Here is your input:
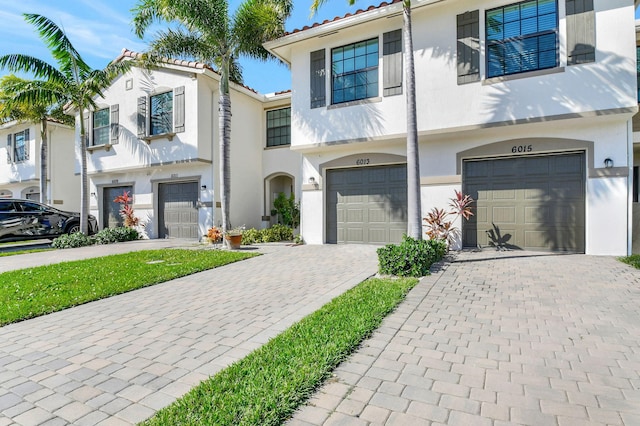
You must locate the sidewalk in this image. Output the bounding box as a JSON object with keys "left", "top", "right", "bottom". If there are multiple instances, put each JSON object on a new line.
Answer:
{"left": 0, "top": 244, "right": 379, "bottom": 425}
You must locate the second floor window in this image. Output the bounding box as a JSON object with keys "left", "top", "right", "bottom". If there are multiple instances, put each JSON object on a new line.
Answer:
{"left": 332, "top": 38, "right": 379, "bottom": 104}
{"left": 92, "top": 108, "right": 110, "bottom": 146}
{"left": 486, "top": 0, "right": 558, "bottom": 78}
{"left": 150, "top": 91, "right": 173, "bottom": 136}
{"left": 6, "top": 129, "right": 29, "bottom": 163}
{"left": 266, "top": 107, "right": 291, "bottom": 147}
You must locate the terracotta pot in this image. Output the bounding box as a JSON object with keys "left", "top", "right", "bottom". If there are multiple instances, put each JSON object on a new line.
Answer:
{"left": 225, "top": 234, "right": 242, "bottom": 249}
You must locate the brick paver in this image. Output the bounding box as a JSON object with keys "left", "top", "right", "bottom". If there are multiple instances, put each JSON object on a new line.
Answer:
{"left": 288, "top": 251, "right": 640, "bottom": 425}
{"left": 0, "top": 243, "right": 378, "bottom": 424}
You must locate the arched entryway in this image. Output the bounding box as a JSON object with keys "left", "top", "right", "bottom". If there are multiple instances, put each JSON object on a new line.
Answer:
{"left": 21, "top": 186, "right": 40, "bottom": 201}
{"left": 264, "top": 173, "right": 294, "bottom": 226}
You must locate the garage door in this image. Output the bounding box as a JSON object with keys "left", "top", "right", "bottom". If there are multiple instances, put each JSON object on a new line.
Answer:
{"left": 327, "top": 164, "right": 407, "bottom": 244}
{"left": 103, "top": 186, "right": 132, "bottom": 229}
{"left": 463, "top": 152, "right": 585, "bottom": 252}
{"left": 158, "top": 181, "right": 199, "bottom": 239}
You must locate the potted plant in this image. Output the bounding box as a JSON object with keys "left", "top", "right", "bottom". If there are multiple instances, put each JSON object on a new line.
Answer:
{"left": 224, "top": 225, "right": 245, "bottom": 249}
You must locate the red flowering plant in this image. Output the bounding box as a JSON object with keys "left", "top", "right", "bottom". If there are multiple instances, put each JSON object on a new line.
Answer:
{"left": 423, "top": 190, "right": 474, "bottom": 247}
{"left": 206, "top": 226, "right": 223, "bottom": 243}
{"left": 113, "top": 191, "right": 140, "bottom": 228}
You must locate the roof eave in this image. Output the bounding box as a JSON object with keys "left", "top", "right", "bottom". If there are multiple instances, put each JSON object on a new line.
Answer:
{"left": 264, "top": 0, "right": 447, "bottom": 62}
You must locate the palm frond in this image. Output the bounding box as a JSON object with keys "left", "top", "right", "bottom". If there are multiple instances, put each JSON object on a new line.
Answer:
{"left": 24, "top": 14, "right": 92, "bottom": 81}
{"left": 0, "top": 54, "right": 67, "bottom": 84}
{"left": 149, "top": 28, "right": 218, "bottom": 63}
{"left": 232, "top": 0, "right": 291, "bottom": 61}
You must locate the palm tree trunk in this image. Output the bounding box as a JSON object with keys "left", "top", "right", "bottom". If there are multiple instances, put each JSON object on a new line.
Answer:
{"left": 39, "top": 118, "right": 48, "bottom": 204}
{"left": 219, "top": 59, "right": 232, "bottom": 246}
{"left": 403, "top": 0, "right": 422, "bottom": 239}
{"left": 79, "top": 110, "right": 89, "bottom": 234}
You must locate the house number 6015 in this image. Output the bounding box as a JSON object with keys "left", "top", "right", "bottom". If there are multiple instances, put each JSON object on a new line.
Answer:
{"left": 512, "top": 145, "right": 533, "bottom": 153}
{"left": 356, "top": 158, "right": 370, "bottom": 165}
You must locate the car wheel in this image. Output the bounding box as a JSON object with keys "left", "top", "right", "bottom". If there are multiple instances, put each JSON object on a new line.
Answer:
{"left": 66, "top": 223, "right": 80, "bottom": 234}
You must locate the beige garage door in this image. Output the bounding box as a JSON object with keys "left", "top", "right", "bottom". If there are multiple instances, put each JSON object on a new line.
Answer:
{"left": 158, "top": 181, "right": 199, "bottom": 239}
{"left": 463, "top": 153, "right": 585, "bottom": 252}
{"left": 326, "top": 164, "right": 407, "bottom": 244}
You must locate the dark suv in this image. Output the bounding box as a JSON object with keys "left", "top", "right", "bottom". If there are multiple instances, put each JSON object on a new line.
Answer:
{"left": 0, "top": 199, "right": 98, "bottom": 241}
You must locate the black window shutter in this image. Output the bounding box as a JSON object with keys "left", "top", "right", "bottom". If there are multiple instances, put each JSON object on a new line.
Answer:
{"left": 24, "top": 128, "right": 29, "bottom": 160}
{"left": 137, "top": 96, "right": 147, "bottom": 138}
{"left": 383, "top": 29, "right": 403, "bottom": 96}
{"left": 174, "top": 86, "right": 185, "bottom": 133}
{"left": 567, "top": 0, "right": 595, "bottom": 65}
{"left": 456, "top": 10, "right": 480, "bottom": 84}
{"left": 310, "top": 49, "right": 326, "bottom": 109}
{"left": 110, "top": 104, "right": 119, "bottom": 144}
{"left": 6, "top": 134, "right": 11, "bottom": 164}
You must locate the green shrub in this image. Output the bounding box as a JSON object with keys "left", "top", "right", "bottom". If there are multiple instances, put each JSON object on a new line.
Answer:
{"left": 377, "top": 236, "right": 447, "bottom": 277}
{"left": 94, "top": 227, "right": 140, "bottom": 244}
{"left": 241, "top": 228, "right": 262, "bottom": 245}
{"left": 240, "top": 225, "right": 295, "bottom": 245}
{"left": 52, "top": 232, "right": 94, "bottom": 249}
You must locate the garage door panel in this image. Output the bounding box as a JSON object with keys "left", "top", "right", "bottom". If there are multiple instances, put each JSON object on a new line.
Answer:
{"left": 369, "top": 208, "right": 387, "bottom": 223}
{"left": 369, "top": 228, "right": 388, "bottom": 243}
{"left": 463, "top": 153, "right": 585, "bottom": 252}
{"left": 327, "top": 164, "right": 407, "bottom": 244}
{"left": 492, "top": 188, "right": 517, "bottom": 200}
{"left": 492, "top": 206, "right": 516, "bottom": 223}
{"left": 159, "top": 181, "right": 198, "bottom": 239}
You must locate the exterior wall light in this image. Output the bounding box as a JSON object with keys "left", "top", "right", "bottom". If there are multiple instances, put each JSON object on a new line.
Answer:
{"left": 201, "top": 185, "right": 207, "bottom": 190}
{"left": 604, "top": 158, "right": 614, "bottom": 168}
{"left": 308, "top": 177, "right": 316, "bottom": 184}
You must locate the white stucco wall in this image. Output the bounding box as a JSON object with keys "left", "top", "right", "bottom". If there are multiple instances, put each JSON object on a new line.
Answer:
{"left": 0, "top": 121, "right": 78, "bottom": 209}
{"left": 283, "top": 0, "right": 636, "bottom": 148}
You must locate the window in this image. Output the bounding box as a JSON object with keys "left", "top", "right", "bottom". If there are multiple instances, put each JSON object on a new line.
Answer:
{"left": 332, "top": 38, "right": 379, "bottom": 104}
{"left": 92, "top": 108, "right": 110, "bottom": 146}
{"left": 266, "top": 107, "right": 291, "bottom": 147}
{"left": 634, "top": 166, "right": 639, "bottom": 203}
{"left": 150, "top": 91, "right": 173, "bottom": 136}
{"left": 6, "top": 129, "right": 29, "bottom": 163}
{"left": 486, "top": 0, "right": 558, "bottom": 78}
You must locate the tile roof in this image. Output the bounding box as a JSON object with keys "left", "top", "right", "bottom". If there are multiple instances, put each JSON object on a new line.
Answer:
{"left": 286, "top": 0, "right": 402, "bottom": 35}
{"left": 115, "top": 49, "right": 259, "bottom": 95}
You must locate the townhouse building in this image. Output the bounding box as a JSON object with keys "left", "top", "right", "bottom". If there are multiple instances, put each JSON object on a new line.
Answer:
{"left": 265, "top": 0, "right": 638, "bottom": 255}
{"left": 0, "top": 119, "right": 78, "bottom": 208}
{"left": 73, "top": 49, "right": 299, "bottom": 239}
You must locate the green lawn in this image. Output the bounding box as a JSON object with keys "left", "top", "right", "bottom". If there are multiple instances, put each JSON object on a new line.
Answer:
{"left": 0, "top": 249, "right": 256, "bottom": 326}
{"left": 142, "top": 276, "right": 419, "bottom": 426}
{"left": 620, "top": 255, "right": 640, "bottom": 269}
{"left": 0, "top": 248, "right": 54, "bottom": 257}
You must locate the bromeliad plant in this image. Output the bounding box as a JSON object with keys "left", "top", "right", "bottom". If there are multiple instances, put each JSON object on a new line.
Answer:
{"left": 113, "top": 191, "right": 140, "bottom": 228}
{"left": 423, "top": 190, "right": 474, "bottom": 247}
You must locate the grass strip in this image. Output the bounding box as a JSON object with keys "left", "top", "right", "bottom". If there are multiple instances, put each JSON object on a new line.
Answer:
{"left": 619, "top": 255, "right": 640, "bottom": 269}
{"left": 142, "top": 276, "right": 419, "bottom": 426}
{"left": 0, "top": 248, "right": 54, "bottom": 257}
{"left": 0, "top": 249, "right": 256, "bottom": 326}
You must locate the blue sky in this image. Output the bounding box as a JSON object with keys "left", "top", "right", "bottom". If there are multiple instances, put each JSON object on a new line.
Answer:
{"left": 0, "top": 0, "right": 370, "bottom": 94}
{"left": 2, "top": 2, "right": 640, "bottom": 94}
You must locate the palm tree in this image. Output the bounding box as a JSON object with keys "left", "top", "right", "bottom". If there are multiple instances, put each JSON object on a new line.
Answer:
{"left": 132, "top": 0, "right": 292, "bottom": 240}
{"left": 0, "top": 75, "right": 73, "bottom": 205}
{"left": 311, "top": 0, "right": 423, "bottom": 239}
{"left": 0, "top": 14, "right": 132, "bottom": 234}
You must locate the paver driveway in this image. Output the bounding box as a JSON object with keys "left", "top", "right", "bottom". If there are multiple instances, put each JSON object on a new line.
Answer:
{"left": 0, "top": 244, "right": 378, "bottom": 425}
{"left": 289, "top": 251, "right": 640, "bottom": 426}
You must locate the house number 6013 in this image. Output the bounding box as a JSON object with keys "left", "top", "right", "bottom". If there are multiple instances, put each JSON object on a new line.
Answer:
{"left": 512, "top": 145, "right": 533, "bottom": 153}
{"left": 356, "top": 158, "right": 370, "bottom": 165}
